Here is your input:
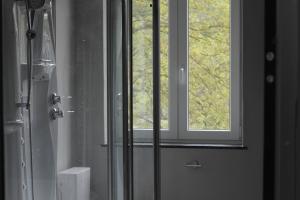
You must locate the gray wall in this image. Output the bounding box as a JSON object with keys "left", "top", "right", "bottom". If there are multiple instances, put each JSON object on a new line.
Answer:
{"left": 276, "top": 1, "right": 299, "bottom": 200}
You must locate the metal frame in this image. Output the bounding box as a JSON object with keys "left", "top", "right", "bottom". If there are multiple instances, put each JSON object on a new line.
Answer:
{"left": 122, "top": 0, "right": 136, "bottom": 199}
{"left": 105, "top": 0, "right": 114, "bottom": 199}
{"left": 128, "top": 0, "right": 134, "bottom": 199}
{"left": 121, "top": 0, "right": 130, "bottom": 199}
{"left": 153, "top": 0, "right": 161, "bottom": 199}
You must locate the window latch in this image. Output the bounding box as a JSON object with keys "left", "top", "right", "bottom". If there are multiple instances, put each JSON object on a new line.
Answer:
{"left": 179, "top": 66, "right": 185, "bottom": 84}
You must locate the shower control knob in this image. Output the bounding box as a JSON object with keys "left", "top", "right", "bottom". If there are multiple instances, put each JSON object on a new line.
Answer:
{"left": 50, "top": 93, "right": 61, "bottom": 105}
{"left": 50, "top": 108, "right": 64, "bottom": 120}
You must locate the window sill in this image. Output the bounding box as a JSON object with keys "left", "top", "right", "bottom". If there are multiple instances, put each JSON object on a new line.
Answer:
{"left": 101, "top": 143, "right": 248, "bottom": 150}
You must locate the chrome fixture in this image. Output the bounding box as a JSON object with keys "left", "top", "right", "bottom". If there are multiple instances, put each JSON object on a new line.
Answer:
{"left": 50, "top": 93, "right": 61, "bottom": 105}
{"left": 50, "top": 107, "right": 64, "bottom": 120}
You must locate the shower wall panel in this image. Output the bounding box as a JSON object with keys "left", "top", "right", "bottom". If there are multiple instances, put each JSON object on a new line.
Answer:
{"left": 73, "top": 0, "right": 107, "bottom": 199}
{"left": 56, "top": 0, "right": 77, "bottom": 172}
{"left": 56, "top": 0, "right": 107, "bottom": 199}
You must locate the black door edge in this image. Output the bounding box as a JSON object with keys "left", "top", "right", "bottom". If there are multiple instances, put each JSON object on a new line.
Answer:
{"left": 264, "top": 0, "right": 277, "bottom": 199}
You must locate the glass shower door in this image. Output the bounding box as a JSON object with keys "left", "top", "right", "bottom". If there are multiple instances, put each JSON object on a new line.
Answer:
{"left": 110, "top": 0, "right": 161, "bottom": 200}
{"left": 108, "top": 0, "right": 159, "bottom": 200}
{"left": 2, "top": 0, "right": 160, "bottom": 199}
{"left": 107, "top": 0, "right": 130, "bottom": 200}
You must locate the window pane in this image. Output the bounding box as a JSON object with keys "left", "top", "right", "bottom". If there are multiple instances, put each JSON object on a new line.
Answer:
{"left": 160, "top": 0, "right": 169, "bottom": 129}
{"left": 188, "top": 0, "right": 231, "bottom": 130}
{"left": 132, "top": 0, "right": 169, "bottom": 129}
{"left": 133, "top": 0, "right": 153, "bottom": 129}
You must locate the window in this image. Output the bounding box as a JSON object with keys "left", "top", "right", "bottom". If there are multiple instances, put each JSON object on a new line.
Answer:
{"left": 132, "top": 0, "right": 241, "bottom": 142}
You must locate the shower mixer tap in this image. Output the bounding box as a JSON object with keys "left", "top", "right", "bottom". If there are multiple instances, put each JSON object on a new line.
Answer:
{"left": 50, "top": 93, "right": 61, "bottom": 105}
{"left": 50, "top": 107, "right": 64, "bottom": 120}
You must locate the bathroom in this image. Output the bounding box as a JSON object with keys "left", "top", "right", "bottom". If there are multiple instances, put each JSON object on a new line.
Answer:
{"left": 1, "top": 0, "right": 299, "bottom": 200}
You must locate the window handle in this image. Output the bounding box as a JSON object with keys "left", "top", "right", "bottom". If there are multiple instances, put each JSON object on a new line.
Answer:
{"left": 184, "top": 160, "right": 203, "bottom": 169}
{"left": 179, "top": 66, "right": 185, "bottom": 84}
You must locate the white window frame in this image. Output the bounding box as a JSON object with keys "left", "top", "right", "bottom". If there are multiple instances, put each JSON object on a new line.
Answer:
{"left": 178, "top": 0, "right": 242, "bottom": 141}
{"left": 133, "top": 0, "right": 242, "bottom": 143}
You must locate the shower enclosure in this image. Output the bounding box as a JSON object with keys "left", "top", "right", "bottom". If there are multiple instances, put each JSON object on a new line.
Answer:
{"left": 2, "top": 0, "right": 157, "bottom": 199}
{"left": 1, "top": 0, "right": 267, "bottom": 200}
{"left": 3, "top": 0, "right": 109, "bottom": 199}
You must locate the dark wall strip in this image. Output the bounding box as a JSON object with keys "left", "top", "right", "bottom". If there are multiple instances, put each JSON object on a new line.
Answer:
{"left": 0, "top": 0, "right": 4, "bottom": 198}
{"left": 264, "top": 0, "right": 277, "bottom": 199}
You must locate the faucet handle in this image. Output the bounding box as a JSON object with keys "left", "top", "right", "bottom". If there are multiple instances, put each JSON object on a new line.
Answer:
{"left": 50, "top": 93, "right": 61, "bottom": 105}
{"left": 50, "top": 107, "right": 64, "bottom": 120}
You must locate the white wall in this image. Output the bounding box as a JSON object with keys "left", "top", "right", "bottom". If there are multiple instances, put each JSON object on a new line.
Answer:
{"left": 56, "top": 0, "right": 77, "bottom": 171}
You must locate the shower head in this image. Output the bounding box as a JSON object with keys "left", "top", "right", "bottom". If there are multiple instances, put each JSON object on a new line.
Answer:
{"left": 27, "top": 0, "right": 45, "bottom": 9}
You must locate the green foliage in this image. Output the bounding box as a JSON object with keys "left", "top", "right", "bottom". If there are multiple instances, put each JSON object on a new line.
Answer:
{"left": 132, "top": 0, "right": 230, "bottom": 130}
{"left": 188, "top": 0, "right": 230, "bottom": 130}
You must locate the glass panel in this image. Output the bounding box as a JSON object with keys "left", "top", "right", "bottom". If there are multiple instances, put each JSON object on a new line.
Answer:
{"left": 132, "top": 0, "right": 169, "bottom": 130}
{"left": 110, "top": 0, "right": 125, "bottom": 199}
{"left": 132, "top": 0, "right": 155, "bottom": 199}
{"left": 188, "top": 0, "right": 231, "bottom": 130}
